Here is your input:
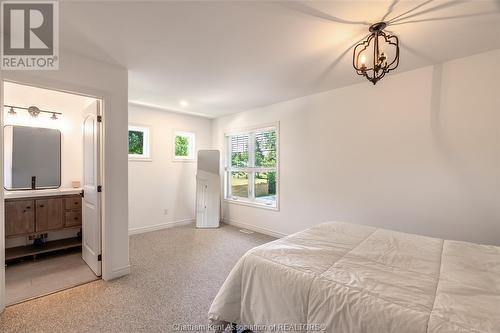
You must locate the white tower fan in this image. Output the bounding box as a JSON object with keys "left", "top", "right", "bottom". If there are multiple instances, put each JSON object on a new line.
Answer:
{"left": 196, "top": 150, "right": 221, "bottom": 228}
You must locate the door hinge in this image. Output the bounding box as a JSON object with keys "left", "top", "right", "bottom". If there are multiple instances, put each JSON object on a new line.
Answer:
{"left": 97, "top": 185, "right": 102, "bottom": 192}
{"left": 80, "top": 190, "right": 84, "bottom": 198}
{"left": 97, "top": 254, "right": 102, "bottom": 261}
{"left": 97, "top": 115, "right": 102, "bottom": 122}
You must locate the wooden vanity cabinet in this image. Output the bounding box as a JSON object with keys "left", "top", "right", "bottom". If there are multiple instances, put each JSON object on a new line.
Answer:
{"left": 5, "top": 194, "right": 82, "bottom": 238}
{"left": 64, "top": 195, "right": 82, "bottom": 227}
{"left": 64, "top": 196, "right": 81, "bottom": 211}
{"left": 5, "top": 200, "right": 35, "bottom": 237}
{"left": 36, "top": 198, "right": 63, "bottom": 232}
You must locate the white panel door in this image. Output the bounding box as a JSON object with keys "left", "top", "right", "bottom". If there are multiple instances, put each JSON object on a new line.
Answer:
{"left": 82, "top": 100, "right": 101, "bottom": 276}
{"left": 196, "top": 179, "right": 208, "bottom": 228}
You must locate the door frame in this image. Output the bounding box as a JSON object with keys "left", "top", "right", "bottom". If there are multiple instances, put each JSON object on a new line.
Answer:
{"left": 0, "top": 78, "right": 106, "bottom": 310}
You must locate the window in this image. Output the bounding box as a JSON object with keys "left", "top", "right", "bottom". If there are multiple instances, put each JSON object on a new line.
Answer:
{"left": 225, "top": 125, "right": 279, "bottom": 209}
{"left": 174, "top": 131, "right": 195, "bottom": 161}
{"left": 128, "top": 125, "right": 151, "bottom": 160}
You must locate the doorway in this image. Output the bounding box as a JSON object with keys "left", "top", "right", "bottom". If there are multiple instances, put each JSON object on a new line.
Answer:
{"left": 2, "top": 81, "right": 103, "bottom": 305}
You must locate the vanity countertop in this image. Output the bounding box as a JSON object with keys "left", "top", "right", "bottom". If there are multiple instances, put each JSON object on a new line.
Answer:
{"left": 4, "top": 188, "right": 82, "bottom": 199}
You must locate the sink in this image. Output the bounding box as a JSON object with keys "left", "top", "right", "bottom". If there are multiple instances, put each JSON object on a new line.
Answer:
{"left": 4, "top": 188, "right": 82, "bottom": 199}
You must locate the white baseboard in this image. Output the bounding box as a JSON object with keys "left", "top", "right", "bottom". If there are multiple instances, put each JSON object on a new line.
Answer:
{"left": 128, "top": 219, "right": 195, "bottom": 235}
{"left": 104, "top": 265, "right": 131, "bottom": 281}
{"left": 222, "top": 218, "right": 287, "bottom": 238}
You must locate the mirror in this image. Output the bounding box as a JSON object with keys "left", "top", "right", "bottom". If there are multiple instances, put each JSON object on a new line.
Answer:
{"left": 197, "top": 150, "right": 220, "bottom": 175}
{"left": 4, "top": 125, "right": 61, "bottom": 190}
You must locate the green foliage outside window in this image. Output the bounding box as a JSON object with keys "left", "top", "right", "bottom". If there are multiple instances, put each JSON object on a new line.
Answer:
{"left": 228, "top": 129, "right": 277, "bottom": 202}
{"left": 255, "top": 131, "right": 277, "bottom": 167}
{"left": 231, "top": 151, "right": 248, "bottom": 167}
{"left": 175, "top": 135, "right": 189, "bottom": 156}
{"left": 129, "top": 130, "right": 144, "bottom": 154}
{"left": 255, "top": 131, "right": 277, "bottom": 194}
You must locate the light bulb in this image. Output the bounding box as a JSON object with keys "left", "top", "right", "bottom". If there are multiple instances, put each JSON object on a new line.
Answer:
{"left": 359, "top": 54, "right": 367, "bottom": 71}
{"left": 28, "top": 106, "right": 40, "bottom": 118}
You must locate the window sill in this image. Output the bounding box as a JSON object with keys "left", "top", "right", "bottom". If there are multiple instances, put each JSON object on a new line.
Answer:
{"left": 129, "top": 157, "right": 152, "bottom": 162}
{"left": 173, "top": 158, "right": 196, "bottom": 163}
{"left": 224, "top": 198, "right": 279, "bottom": 211}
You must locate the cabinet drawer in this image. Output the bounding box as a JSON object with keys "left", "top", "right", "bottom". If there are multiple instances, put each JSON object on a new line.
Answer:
{"left": 64, "top": 196, "right": 81, "bottom": 211}
{"left": 65, "top": 211, "right": 82, "bottom": 227}
{"left": 5, "top": 200, "right": 35, "bottom": 237}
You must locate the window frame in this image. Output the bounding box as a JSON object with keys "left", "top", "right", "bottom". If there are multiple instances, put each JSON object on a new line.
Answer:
{"left": 128, "top": 125, "right": 151, "bottom": 161}
{"left": 224, "top": 122, "right": 280, "bottom": 211}
{"left": 173, "top": 130, "right": 196, "bottom": 162}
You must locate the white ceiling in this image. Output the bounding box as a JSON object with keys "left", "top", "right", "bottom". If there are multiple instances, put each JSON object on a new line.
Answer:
{"left": 60, "top": 1, "right": 500, "bottom": 118}
{"left": 4, "top": 82, "right": 96, "bottom": 114}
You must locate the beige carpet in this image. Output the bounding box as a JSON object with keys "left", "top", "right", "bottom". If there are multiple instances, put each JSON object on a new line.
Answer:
{"left": 0, "top": 223, "right": 275, "bottom": 332}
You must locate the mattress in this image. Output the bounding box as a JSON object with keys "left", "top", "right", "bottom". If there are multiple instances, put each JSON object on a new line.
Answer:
{"left": 208, "top": 222, "right": 500, "bottom": 333}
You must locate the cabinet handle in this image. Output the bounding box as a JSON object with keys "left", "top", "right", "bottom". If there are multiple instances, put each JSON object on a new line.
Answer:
{"left": 39, "top": 205, "right": 44, "bottom": 208}
{"left": 74, "top": 202, "right": 78, "bottom": 205}
{"left": 74, "top": 217, "right": 78, "bottom": 220}
{"left": 26, "top": 206, "right": 31, "bottom": 209}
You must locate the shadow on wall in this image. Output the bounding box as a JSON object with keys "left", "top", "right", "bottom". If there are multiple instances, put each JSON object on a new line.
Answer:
{"left": 282, "top": 0, "right": 500, "bottom": 85}
{"left": 428, "top": 63, "right": 478, "bottom": 198}
{"left": 429, "top": 63, "right": 447, "bottom": 158}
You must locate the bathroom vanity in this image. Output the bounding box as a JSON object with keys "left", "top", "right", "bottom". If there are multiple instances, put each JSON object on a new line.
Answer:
{"left": 4, "top": 189, "right": 83, "bottom": 260}
{"left": 3, "top": 126, "right": 85, "bottom": 260}
{"left": 5, "top": 188, "right": 82, "bottom": 237}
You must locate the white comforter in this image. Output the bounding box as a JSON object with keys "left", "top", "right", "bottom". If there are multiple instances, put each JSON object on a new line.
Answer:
{"left": 208, "top": 222, "right": 500, "bottom": 333}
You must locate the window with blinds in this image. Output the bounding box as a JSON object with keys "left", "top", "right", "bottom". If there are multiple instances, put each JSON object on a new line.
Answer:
{"left": 225, "top": 125, "right": 279, "bottom": 209}
{"left": 230, "top": 134, "right": 249, "bottom": 167}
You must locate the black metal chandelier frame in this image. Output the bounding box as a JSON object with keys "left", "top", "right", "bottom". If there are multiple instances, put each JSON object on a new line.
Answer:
{"left": 353, "top": 22, "right": 400, "bottom": 85}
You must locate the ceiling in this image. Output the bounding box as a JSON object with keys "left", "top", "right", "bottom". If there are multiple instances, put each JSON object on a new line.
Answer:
{"left": 60, "top": 1, "right": 500, "bottom": 118}
{"left": 3, "top": 82, "right": 96, "bottom": 130}
{"left": 4, "top": 82, "right": 96, "bottom": 112}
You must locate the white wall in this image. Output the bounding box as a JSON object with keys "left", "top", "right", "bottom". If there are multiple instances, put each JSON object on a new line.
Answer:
{"left": 128, "top": 104, "right": 212, "bottom": 234}
{"left": 0, "top": 48, "right": 130, "bottom": 311}
{"left": 212, "top": 49, "right": 500, "bottom": 246}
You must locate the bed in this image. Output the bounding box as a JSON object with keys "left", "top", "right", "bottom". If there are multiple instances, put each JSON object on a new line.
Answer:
{"left": 208, "top": 222, "right": 500, "bottom": 333}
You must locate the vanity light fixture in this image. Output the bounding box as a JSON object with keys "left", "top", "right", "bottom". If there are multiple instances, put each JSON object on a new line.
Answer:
{"left": 28, "top": 106, "right": 41, "bottom": 118}
{"left": 3, "top": 104, "right": 62, "bottom": 120}
{"left": 353, "top": 22, "right": 400, "bottom": 84}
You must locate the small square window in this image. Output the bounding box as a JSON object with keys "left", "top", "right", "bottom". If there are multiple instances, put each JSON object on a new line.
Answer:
{"left": 174, "top": 131, "right": 195, "bottom": 161}
{"left": 128, "top": 125, "right": 151, "bottom": 160}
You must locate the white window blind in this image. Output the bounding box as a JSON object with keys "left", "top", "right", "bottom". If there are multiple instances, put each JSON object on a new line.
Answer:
{"left": 230, "top": 134, "right": 249, "bottom": 167}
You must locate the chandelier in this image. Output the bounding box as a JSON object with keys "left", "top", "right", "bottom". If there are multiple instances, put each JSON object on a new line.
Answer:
{"left": 353, "top": 22, "right": 400, "bottom": 84}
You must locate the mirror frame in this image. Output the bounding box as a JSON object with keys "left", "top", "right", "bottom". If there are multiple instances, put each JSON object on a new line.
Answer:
{"left": 3, "top": 125, "right": 62, "bottom": 191}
